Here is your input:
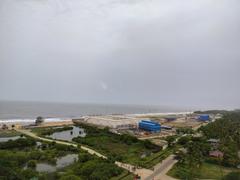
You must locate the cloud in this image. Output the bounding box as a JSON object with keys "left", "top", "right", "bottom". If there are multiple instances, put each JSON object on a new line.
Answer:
{"left": 100, "top": 81, "right": 108, "bottom": 91}
{"left": 0, "top": 0, "right": 240, "bottom": 109}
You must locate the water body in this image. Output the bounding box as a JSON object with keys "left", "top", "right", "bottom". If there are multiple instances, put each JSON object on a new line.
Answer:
{"left": 47, "top": 126, "right": 85, "bottom": 141}
{"left": 36, "top": 154, "right": 79, "bottom": 173}
{"left": 0, "top": 101, "right": 191, "bottom": 120}
{"left": 0, "top": 136, "right": 21, "bottom": 142}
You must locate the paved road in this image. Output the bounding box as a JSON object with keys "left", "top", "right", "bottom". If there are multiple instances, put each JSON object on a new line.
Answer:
{"left": 145, "top": 155, "right": 178, "bottom": 180}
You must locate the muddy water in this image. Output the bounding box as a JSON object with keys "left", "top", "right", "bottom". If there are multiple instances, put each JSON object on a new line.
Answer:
{"left": 47, "top": 126, "right": 86, "bottom": 141}
{"left": 0, "top": 136, "right": 22, "bottom": 142}
{"left": 36, "top": 154, "right": 79, "bottom": 173}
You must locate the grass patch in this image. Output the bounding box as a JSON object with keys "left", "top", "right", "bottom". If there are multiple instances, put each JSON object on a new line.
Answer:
{"left": 168, "top": 162, "right": 240, "bottom": 180}
{"left": 110, "top": 170, "right": 134, "bottom": 180}
{"left": 0, "top": 130, "right": 21, "bottom": 137}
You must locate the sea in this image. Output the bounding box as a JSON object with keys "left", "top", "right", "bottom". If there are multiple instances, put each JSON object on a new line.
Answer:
{"left": 0, "top": 101, "right": 192, "bottom": 124}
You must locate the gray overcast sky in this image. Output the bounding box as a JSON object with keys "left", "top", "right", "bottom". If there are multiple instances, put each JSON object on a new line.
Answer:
{"left": 0, "top": 0, "right": 240, "bottom": 109}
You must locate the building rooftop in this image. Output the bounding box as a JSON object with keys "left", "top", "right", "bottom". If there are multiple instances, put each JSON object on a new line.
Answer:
{"left": 209, "top": 150, "right": 224, "bottom": 158}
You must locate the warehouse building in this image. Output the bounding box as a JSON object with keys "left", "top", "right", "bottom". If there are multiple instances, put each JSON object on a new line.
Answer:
{"left": 138, "top": 120, "right": 161, "bottom": 133}
{"left": 198, "top": 114, "right": 210, "bottom": 121}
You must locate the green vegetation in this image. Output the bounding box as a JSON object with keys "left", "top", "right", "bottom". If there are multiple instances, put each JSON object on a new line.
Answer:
{"left": 168, "top": 162, "right": 238, "bottom": 180}
{"left": 223, "top": 172, "right": 240, "bottom": 180}
{"left": 0, "top": 137, "right": 36, "bottom": 149}
{"left": 35, "top": 116, "right": 44, "bottom": 125}
{"left": 73, "top": 123, "right": 162, "bottom": 167}
{"left": 200, "top": 111, "right": 240, "bottom": 167}
{"left": 165, "top": 135, "right": 178, "bottom": 146}
{"left": 0, "top": 130, "right": 21, "bottom": 137}
{"left": 0, "top": 135, "right": 125, "bottom": 180}
{"left": 168, "top": 111, "right": 240, "bottom": 179}
{"left": 110, "top": 170, "right": 135, "bottom": 180}
{"left": 143, "top": 147, "right": 175, "bottom": 168}
{"left": 194, "top": 110, "right": 229, "bottom": 115}
{"left": 60, "top": 152, "right": 123, "bottom": 180}
{"left": 176, "top": 127, "right": 194, "bottom": 135}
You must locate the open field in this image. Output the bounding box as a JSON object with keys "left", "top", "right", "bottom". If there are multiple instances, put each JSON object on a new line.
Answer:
{"left": 168, "top": 162, "right": 240, "bottom": 180}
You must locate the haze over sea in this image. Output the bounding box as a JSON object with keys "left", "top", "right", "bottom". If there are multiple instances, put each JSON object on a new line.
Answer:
{"left": 0, "top": 101, "right": 192, "bottom": 121}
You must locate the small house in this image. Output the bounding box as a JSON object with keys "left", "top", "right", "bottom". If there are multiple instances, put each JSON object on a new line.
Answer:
{"left": 209, "top": 150, "right": 224, "bottom": 158}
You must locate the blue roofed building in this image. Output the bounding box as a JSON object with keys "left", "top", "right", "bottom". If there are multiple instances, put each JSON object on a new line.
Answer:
{"left": 198, "top": 114, "right": 210, "bottom": 121}
{"left": 138, "top": 120, "right": 161, "bottom": 133}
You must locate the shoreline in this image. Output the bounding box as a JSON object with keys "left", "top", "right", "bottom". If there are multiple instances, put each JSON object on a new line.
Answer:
{"left": 0, "top": 111, "right": 193, "bottom": 125}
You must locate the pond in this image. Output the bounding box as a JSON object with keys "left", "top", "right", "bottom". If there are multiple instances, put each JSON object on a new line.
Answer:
{"left": 35, "top": 154, "right": 79, "bottom": 173}
{"left": 0, "top": 136, "right": 22, "bottom": 142}
{"left": 47, "top": 126, "right": 86, "bottom": 141}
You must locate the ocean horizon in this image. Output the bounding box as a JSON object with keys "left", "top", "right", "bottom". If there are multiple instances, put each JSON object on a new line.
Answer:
{"left": 0, "top": 101, "right": 193, "bottom": 121}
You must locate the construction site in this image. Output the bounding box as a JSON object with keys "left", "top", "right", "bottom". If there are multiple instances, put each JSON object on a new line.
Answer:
{"left": 72, "top": 112, "right": 209, "bottom": 140}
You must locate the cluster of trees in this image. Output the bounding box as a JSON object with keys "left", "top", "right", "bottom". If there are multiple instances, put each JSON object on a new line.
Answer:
{"left": 69, "top": 153, "right": 123, "bottom": 180}
{"left": 223, "top": 172, "right": 240, "bottom": 180}
{"left": 194, "top": 110, "right": 228, "bottom": 115}
{"left": 0, "top": 136, "right": 81, "bottom": 180}
{"left": 0, "top": 130, "right": 126, "bottom": 180}
{"left": 176, "top": 127, "right": 194, "bottom": 135}
{"left": 0, "top": 137, "right": 36, "bottom": 149}
{"left": 75, "top": 123, "right": 104, "bottom": 136}
{"left": 174, "top": 137, "right": 211, "bottom": 179}
{"left": 171, "top": 111, "right": 240, "bottom": 179}
{"left": 0, "top": 150, "right": 36, "bottom": 179}
{"left": 35, "top": 116, "right": 44, "bottom": 125}
{"left": 200, "top": 111, "right": 240, "bottom": 167}
{"left": 165, "top": 135, "right": 178, "bottom": 146}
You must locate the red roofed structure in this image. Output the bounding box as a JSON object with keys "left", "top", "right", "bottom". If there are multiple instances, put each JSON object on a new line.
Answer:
{"left": 209, "top": 150, "right": 224, "bottom": 158}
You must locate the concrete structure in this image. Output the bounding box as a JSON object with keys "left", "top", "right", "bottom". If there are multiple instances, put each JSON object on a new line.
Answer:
{"left": 139, "top": 120, "right": 161, "bottom": 133}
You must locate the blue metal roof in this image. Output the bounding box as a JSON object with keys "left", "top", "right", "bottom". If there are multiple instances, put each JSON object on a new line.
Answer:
{"left": 139, "top": 120, "right": 161, "bottom": 132}
{"left": 198, "top": 114, "right": 210, "bottom": 121}
{"left": 141, "top": 120, "right": 159, "bottom": 125}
